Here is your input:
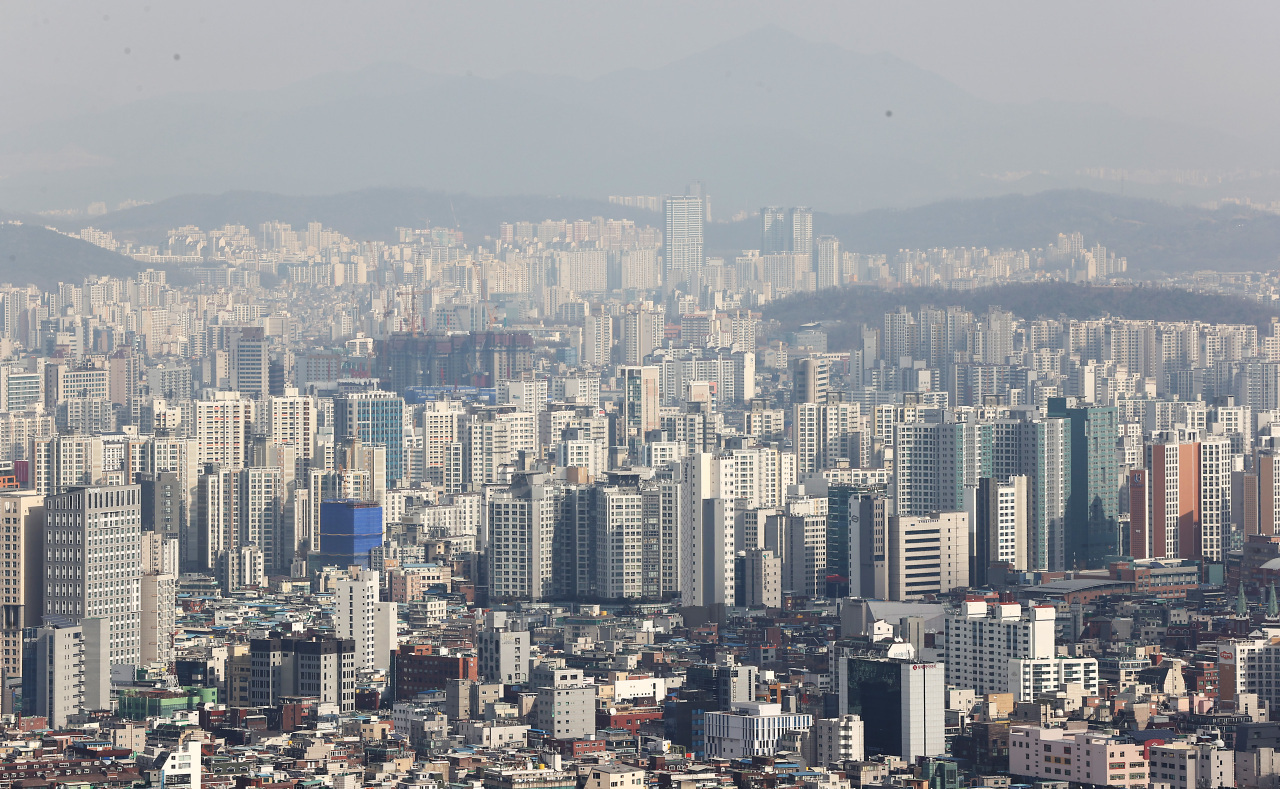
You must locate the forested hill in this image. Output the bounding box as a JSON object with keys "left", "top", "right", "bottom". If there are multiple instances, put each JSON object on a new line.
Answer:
{"left": 763, "top": 282, "right": 1278, "bottom": 351}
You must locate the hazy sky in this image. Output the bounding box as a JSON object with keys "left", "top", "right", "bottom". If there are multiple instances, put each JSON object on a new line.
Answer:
{"left": 2, "top": 1, "right": 1277, "bottom": 138}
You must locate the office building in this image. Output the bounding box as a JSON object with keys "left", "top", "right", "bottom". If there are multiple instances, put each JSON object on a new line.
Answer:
{"left": 230, "top": 326, "right": 270, "bottom": 399}
{"left": 885, "top": 512, "right": 969, "bottom": 600}
{"left": 842, "top": 489, "right": 888, "bottom": 599}
{"left": 43, "top": 485, "right": 142, "bottom": 673}
{"left": 249, "top": 633, "right": 356, "bottom": 712}
{"left": 685, "top": 654, "right": 757, "bottom": 711}
{"left": 836, "top": 653, "right": 945, "bottom": 761}
{"left": 618, "top": 366, "right": 661, "bottom": 449}
{"left": 704, "top": 702, "right": 813, "bottom": 759}
{"left": 1048, "top": 398, "right": 1119, "bottom": 569}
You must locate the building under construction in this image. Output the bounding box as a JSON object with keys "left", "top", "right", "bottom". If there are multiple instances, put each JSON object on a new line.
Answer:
{"left": 373, "top": 331, "right": 535, "bottom": 394}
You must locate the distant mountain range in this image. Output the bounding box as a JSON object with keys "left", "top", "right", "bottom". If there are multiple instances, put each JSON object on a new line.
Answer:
{"left": 65, "top": 187, "right": 1280, "bottom": 274}
{"left": 716, "top": 189, "right": 1280, "bottom": 272}
{"left": 0, "top": 27, "right": 1273, "bottom": 213}
{"left": 5, "top": 184, "right": 1280, "bottom": 290}
{"left": 65, "top": 189, "right": 655, "bottom": 247}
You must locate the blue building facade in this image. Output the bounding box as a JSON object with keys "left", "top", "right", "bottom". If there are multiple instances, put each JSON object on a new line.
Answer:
{"left": 315, "top": 500, "right": 383, "bottom": 571}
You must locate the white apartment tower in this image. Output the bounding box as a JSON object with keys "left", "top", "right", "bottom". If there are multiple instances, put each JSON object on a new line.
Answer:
{"left": 943, "top": 600, "right": 1056, "bottom": 695}
{"left": 268, "top": 391, "right": 317, "bottom": 470}
{"left": 664, "top": 195, "right": 705, "bottom": 279}
{"left": 195, "top": 392, "right": 256, "bottom": 468}
{"left": 678, "top": 453, "right": 736, "bottom": 608}
{"left": 488, "top": 474, "right": 560, "bottom": 601}
{"left": 334, "top": 569, "right": 398, "bottom": 672}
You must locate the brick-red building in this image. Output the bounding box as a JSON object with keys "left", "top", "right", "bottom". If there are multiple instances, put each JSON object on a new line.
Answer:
{"left": 596, "top": 706, "right": 663, "bottom": 734}
{"left": 390, "top": 644, "right": 478, "bottom": 700}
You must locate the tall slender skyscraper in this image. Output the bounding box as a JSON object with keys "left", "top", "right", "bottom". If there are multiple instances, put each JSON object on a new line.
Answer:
{"left": 1048, "top": 398, "right": 1119, "bottom": 569}
{"left": 791, "top": 207, "right": 814, "bottom": 256}
{"left": 664, "top": 195, "right": 705, "bottom": 281}
{"left": 762, "top": 207, "right": 789, "bottom": 254}
{"left": 815, "top": 235, "right": 842, "bottom": 289}
{"left": 761, "top": 207, "right": 814, "bottom": 255}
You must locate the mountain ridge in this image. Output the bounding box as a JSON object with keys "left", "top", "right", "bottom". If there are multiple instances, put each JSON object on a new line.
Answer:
{"left": 0, "top": 27, "right": 1268, "bottom": 213}
{"left": 61, "top": 187, "right": 1280, "bottom": 275}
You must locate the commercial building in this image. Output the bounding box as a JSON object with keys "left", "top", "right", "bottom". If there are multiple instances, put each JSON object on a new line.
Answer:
{"left": 1148, "top": 741, "right": 1233, "bottom": 789}
{"left": 1007, "top": 657, "right": 1100, "bottom": 702}
{"left": 248, "top": 634, "right": 356, "bottom": 712}
{"left": 704, "top": 702, "right": 813, "bottom": 759}
{"left": 43, "top": 485, "right": 142, "bottom": 676}
{"left": 477, "top": 624, "right": 530, "bottom": 685}
{"left": 1009, "top": 725, "right": 1147, "bottom": 788}
{"left": 836, "top": 653, "right": 945, "bottom": 761}
{"left": 533, "top": 667, "right": 597, "bottom": 740}
{"left": 885, "top": 512, "right": 969, "bottom": 600}
{"left": 391, "top": 646, "right": 477, "bottom": 701}
{"left": 736, "top": 549, "right": 781, "bottom": 608}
